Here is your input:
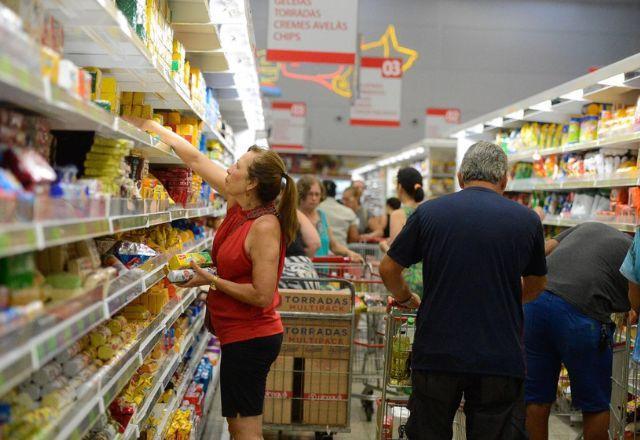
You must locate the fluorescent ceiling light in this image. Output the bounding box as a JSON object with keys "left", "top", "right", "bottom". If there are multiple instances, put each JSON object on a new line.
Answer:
{"left": 598, "top": 73, "right": 626, "bottom": 87}
{"left": 560, "top": 89, "right": 584, "bottom": 101}
{"left": 486, "top": 117, "right": 503, "bottom": 127}
{"left": 505, "top": 110, "right": 525, "bottom": 120}
{"left": 469, "top": 123, "right": 484, "bottom": 134}
{"left": 416, "top": 147, "right": 425, "bottom": 154}
{"left": 453, "top": 130, "right": 467, "bottom": 139}
{"left": 530, "top": 100, "right": 552, "bottom": 112}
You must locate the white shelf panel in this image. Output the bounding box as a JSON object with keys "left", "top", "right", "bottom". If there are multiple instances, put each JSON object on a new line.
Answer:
{"left": 0, "top": 206, "right": 217, "bottom": 259}
{"left": 542, "top": 217, "right": 636, "bottom": 233}
{"left": 506, "top": 131, "right": 640, "bottom": 163}
{"left": 506, "top": 174, "right": 639, "bottom": 192}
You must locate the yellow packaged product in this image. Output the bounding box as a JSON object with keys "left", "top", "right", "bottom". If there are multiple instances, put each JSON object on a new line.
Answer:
{"left": 101, "top": 77, "right": 118, "bottom": 95}
{"left": 142, "top": 104, "right": 153, "bottom": 119}
{"left": 168, "top": 251, "right": 212, "bottom": 270}
{"left": 90, "top": 326, "right": 112, "bottom": 347}
{"left": 121, "top": 91, "right": 133, "bottom": 105}
{"left": 133, "top": 91, "right": 145, "bottom": 105}
{"left": 132, "top": 105, "right": 143, "bottom": 118}
{"left": 121, "top": 104, "right": 132, "bottom": 117}
{"left": 40, "top": 46, "right": 60, "bottom": 85}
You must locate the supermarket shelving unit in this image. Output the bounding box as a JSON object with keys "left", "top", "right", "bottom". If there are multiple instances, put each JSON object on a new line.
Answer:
{"left": 351, "top": 139, "right": 457, "bottom": 214}
{"left": 0, "top": 0, "right": 260, "bottom": 437}
{"left": 449, "top": 51, "right": 640, "bottom": 235}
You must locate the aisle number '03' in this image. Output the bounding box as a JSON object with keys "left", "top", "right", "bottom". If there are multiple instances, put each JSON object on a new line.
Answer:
{"left": 381, "top": 59, "right": 402, "bottom": 78}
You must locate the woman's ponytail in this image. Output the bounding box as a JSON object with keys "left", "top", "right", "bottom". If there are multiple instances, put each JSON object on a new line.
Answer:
{"left": 397, "top": 167, "right": 425, "bottom": 203}
{"left": 278, "top": 173, "right": 299, "bottom": 245}
{"left": 247, "top": 146, "right": 299, "bottom": 245}
{"left": 414, "top": 183, "right": 425, "bottom": 203}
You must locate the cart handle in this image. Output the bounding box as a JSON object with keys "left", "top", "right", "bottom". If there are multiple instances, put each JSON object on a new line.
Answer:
{"left": 312, "top": 256, "right": 352, "bottom": 263}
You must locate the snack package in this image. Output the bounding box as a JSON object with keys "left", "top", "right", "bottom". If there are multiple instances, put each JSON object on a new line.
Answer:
{"left": 167, "top": 267, "right": 216, "bottom": 283}
{"left": 114, "top": 241, "right": 157, "bottom": 268}
{"left": 168, "top": 251, "right": 212, "bottom": 270}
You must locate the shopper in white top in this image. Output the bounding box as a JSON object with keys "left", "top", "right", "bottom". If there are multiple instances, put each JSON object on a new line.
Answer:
{"left": 318, "top": 180, "right": 359, "bottom": 246}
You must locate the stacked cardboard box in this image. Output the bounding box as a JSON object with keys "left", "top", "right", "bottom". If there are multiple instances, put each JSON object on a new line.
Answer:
{"left": 267, "top": 288, "right": 352, "bottom": 427}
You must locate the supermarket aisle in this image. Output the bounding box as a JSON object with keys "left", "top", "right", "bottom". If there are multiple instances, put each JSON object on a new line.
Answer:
{"left": 259, "top": 397, "right": 581, "bottom": 440}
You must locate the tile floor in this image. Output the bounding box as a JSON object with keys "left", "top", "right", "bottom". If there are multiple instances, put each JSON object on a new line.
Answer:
{"left": 206, "top": 384, "right": 582, "bottom": 439}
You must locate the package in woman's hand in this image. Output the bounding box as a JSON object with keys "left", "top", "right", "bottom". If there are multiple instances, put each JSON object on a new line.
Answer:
{"left": 168, "top": 251, "right": 212, "bottom": 270}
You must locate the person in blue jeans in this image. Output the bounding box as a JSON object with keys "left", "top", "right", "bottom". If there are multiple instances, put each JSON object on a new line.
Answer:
{"left": 525, "top": 222, "right": 632, "bottom": 440}
{"left": 621, "top": 229, "right": 640, "bottom": 323}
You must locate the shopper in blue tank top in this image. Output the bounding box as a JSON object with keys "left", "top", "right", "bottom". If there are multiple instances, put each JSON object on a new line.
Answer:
{"left": 380, "top": 141, "right": 547, "bottom": 440}
{"left": 297, "top": 175, "right": 362, "bottom": 261}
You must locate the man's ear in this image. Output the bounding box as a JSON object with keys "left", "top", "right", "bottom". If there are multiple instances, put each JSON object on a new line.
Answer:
{"left": 499, "top": 175, "right": 508, "bottom": 191}
{"left": 457, "top": 172, "right": 465, "bottom": 189}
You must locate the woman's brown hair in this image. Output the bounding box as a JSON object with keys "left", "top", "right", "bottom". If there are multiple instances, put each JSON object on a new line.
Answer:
{"left": 247, "top": 146, "right": 298, "bottom": 245}
{"left": 296, "top": 175, "right": 324, "bottom": 202}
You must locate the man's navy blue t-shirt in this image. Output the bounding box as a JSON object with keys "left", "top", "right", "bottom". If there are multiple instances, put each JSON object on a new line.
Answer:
{"left": 388, "top": 186, "right": 547, "bottom": 378}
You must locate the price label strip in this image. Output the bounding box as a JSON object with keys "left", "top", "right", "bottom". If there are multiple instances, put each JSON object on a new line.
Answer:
{"left": 112, "top": 214, "right": 149, "bottom": 233}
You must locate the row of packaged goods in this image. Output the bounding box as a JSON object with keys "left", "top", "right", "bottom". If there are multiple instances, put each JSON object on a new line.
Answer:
{"left": 0, "top": 107, "right": 227, "bottom": 223}
{"left": 0, "top": 217, "right": 210, "bottom": 337}
{"left": 2, "top": 0, "right": 232, "bottom": 137}
{"left": 507, "top": 186, "right": 640, "bottom": 224}
{"left": 1, "top": 293, "right": 221, "bottom": 439}
{"left": 510, "top": 148, "right": 638, "bottom": 181}
{"left": 496, "top": 103, "right": 640, "bottom": 153}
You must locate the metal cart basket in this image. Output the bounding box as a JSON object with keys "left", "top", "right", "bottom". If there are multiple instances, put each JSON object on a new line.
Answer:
{"left": 263, "top": 278, "right": 355, "bottom": 440}
{"left": 379, "top": 307, "right": 466, "bottom": 440}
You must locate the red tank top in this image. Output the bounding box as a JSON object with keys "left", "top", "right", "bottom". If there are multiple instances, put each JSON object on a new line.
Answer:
{"left": 207, "top": 204, "right": 285, "bottom": 345}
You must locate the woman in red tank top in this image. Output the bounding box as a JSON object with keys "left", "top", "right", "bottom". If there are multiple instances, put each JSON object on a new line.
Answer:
{"left": 124, "top": 117, "right": 298, "bottom": 440}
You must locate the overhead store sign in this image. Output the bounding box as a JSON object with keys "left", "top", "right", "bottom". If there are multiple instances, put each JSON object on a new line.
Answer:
{"left": 266, "top": 0, "right": 359, "bottom": 64}
{"left": 269, "top": 102, "right": 307, "bottom": 150}
{"left": 350, "top": 57, "right": 402, "bottom": 127}
{"left": 425, "top": 108, "right": 461, "bottom": 138}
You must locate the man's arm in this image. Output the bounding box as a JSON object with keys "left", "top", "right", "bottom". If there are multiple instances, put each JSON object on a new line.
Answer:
{"left": 347, "top": 224, "right": 360, "bottom": 243}
{"left": 629, "top": 281, "right": 640, "bottom": 312}
{"left": 522, "top": 275, "right": 547, "bottom": 304}
{"left": 379, "top": 255, "right": 420, "bottom": 309}
{"left": 545, "top": 239, "right": 559, "bottom": 256}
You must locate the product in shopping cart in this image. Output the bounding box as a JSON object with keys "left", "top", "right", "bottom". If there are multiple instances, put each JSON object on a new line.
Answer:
{"left": 389, "top": 318, "right": 414, "bottom": 386}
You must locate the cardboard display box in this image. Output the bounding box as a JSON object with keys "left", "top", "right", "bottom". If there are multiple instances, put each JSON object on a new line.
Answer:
{"left": 302, "top": 358, "right": 350, "bottom": 426}
{"left": 264, "top": 355, "right": 295, "bottom": 424}
{"left": 281, "top": 317, "right": 352, "bottom": 360}
{"left": 278, "top": 289, "right": 351, "bottom": 314}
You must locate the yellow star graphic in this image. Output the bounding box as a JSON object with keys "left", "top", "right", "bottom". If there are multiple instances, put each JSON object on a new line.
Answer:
{"left": 361, "top": 25, "right": 419, "bottom": 72}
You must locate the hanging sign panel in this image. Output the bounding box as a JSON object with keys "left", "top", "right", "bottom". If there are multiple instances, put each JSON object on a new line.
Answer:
{"left": 425, "top": 108, "right": 461, "bottom": 138}
{"left": 266, "top": 0, "right": 358, "bottom": 64}
{"left": 269, "top": 102, "right": 307, "bottom": 150}
{"left": 350, "top": 57, "right": 402, "bottom": 127}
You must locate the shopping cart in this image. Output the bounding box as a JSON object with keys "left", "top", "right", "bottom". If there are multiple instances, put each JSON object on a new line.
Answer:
{"left": 264, "top": 278, "right": 355, "bottom": 439}
{"left": 611, "top": 314, "right": 633, "bottom": 439}
{"left": 379, "top": 307, "right": 467, "bottom": 440}
{"left": 348, "top": 242, "right": 385, "bottom": 264}
{"left": 312, "top": 257, "right": 391, "bottom": 422}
